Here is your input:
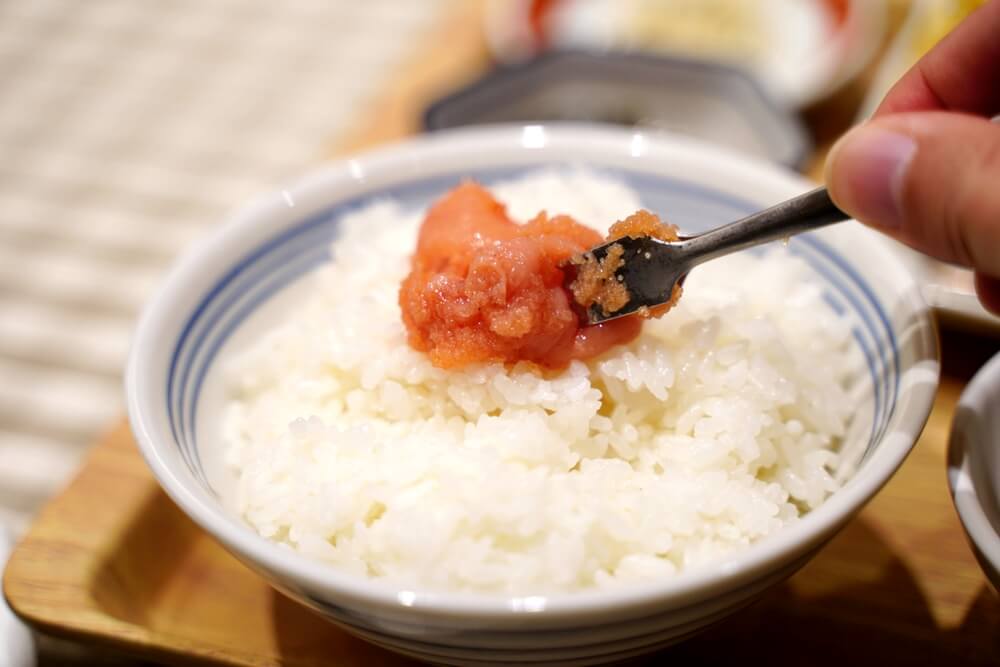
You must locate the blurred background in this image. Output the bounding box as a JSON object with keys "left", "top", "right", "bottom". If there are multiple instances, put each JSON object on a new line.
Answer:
{"left": 0, "top": 0, "right": 993, "bottom": 661}
{"left": 0, "top": 0, "right": 452, "bottom": 537}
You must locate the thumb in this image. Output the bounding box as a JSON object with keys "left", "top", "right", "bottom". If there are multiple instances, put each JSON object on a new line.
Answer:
{"left": 825, "top": 112, "right": 1000, "bottom": 281}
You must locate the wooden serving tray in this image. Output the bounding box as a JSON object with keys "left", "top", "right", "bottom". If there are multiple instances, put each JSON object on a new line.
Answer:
{"left": 5, "top": 330, "right": 999, "bottom": 666}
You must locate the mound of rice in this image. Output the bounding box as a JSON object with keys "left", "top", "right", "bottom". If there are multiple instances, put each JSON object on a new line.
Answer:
{"left": 222, "top": 171, "right": 858, "bottom": 593}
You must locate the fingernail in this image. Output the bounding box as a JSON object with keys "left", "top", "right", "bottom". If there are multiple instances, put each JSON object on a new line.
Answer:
{"left": 826, "top": 125, "right": 916, "bottom": 229}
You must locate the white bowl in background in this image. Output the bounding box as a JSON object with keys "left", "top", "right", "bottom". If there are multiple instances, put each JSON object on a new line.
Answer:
{"left": 126, "top": 124, "right": 939, "bottom": 665}
{"left": 948, "top": 352, "right": 1000, "bottom": 590}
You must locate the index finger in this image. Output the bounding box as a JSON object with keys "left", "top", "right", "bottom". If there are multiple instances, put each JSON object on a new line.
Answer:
{"left": 875, "top": 0, "right": 1000, "bottom": 117}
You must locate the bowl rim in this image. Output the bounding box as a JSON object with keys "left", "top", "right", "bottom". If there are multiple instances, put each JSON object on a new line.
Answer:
{"left": 126, "top": 123, "right": 940, "bottom": 622}
{"left": 947, "top": 351, "right": 1000, "bottom": 581}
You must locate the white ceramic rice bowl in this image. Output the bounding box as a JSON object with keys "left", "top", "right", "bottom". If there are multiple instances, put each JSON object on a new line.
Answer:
{"left": 126, "top": 125, "right": 939, "bottom": 665}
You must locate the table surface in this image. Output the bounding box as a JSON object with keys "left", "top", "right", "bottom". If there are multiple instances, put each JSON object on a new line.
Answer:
{"left": 6, "top": 0, "right": 1000, "bottom": 665}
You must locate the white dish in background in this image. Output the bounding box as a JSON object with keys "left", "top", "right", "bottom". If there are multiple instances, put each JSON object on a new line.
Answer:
{"left": 891, "top": 241, "right": 1000, "bottom": 332}
{"left": 126, "top": 125, "right": 939, "bottom": 664}
{"left": 424, "top": 51, "right": 811, "bottom": 168}
{"left": 948, "top": 351, "right": 1000, "bottom": 590}
{"left": 485, "top": 0, "right": 887, "bottom": 108}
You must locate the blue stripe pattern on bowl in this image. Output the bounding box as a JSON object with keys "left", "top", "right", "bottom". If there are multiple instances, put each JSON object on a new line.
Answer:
{"left": 166, "top": 166, "right": 899, "bottom": 490}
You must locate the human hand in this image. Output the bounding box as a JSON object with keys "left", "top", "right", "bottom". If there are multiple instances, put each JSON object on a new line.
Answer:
{"left": 825, "top": 0, "right": 1000, "bottom": 314}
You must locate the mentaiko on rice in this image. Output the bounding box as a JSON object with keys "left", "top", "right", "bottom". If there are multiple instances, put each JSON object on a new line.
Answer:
{"left": 221, "top": 171, "right": 860, "bottom": 594}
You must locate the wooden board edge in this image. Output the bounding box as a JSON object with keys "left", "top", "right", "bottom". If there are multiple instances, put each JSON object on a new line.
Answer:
{"left": 3, "top": 422, "right": 147, "bottom": 635}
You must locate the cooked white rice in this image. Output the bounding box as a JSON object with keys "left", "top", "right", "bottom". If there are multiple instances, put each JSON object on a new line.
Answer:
{"left": 222, "top": 170, "right": 859, "bottom": 594}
